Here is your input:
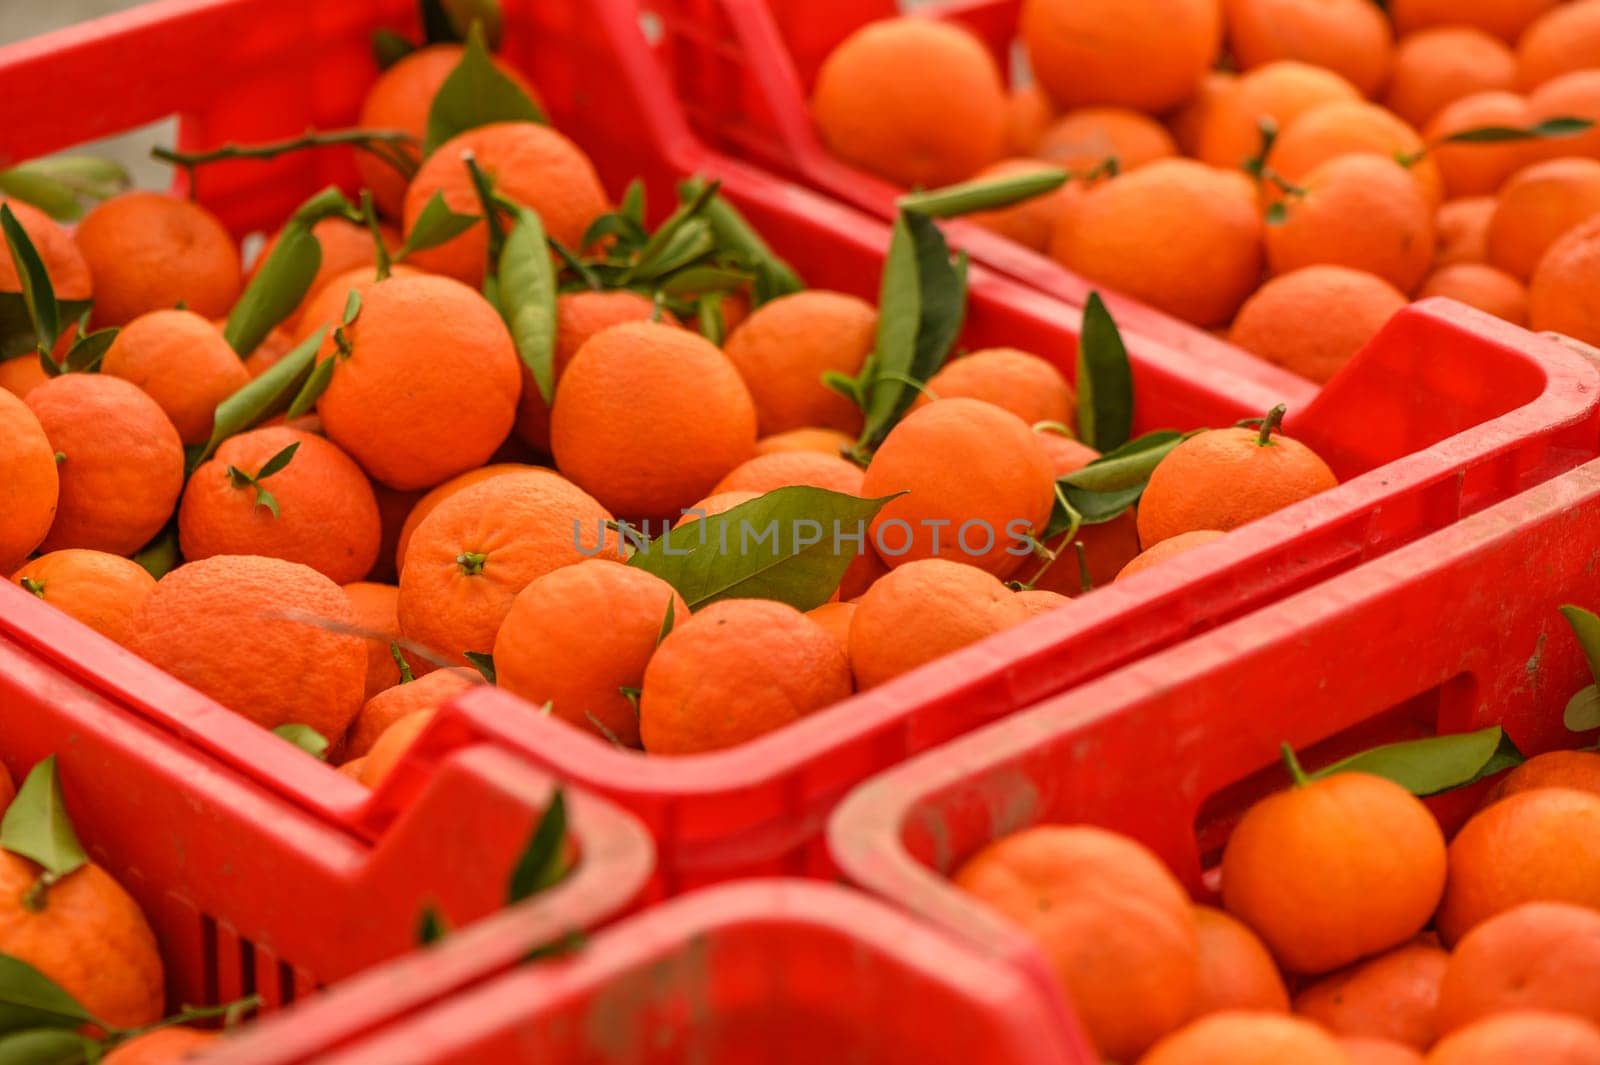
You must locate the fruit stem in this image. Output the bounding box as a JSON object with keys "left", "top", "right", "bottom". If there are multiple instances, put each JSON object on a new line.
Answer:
{"left": 390, "top": 641, "right": 414, "bottom": 684}
{"left": 457, "top": 551, "right": 488, "bottom": 576}
{"left": 1280, "top": 742, "right": 1312, "bottom": 787}
{"left": 20, "top": 871, "right": 55, "bottom": 913}
{"left": 1256, "top": 404, "right": 1287, "bottom": 446}
{"left": 1074, "top": 541, "right": 1093, "bottom": 595}
{"left": 151, "top": 127, "right": 419, "bottom": 179}
{"left": 19, "top": 577, "right": 45, "bottom": 598}
{"left": 359, "top": 189, "right": 393, "bottom": 282}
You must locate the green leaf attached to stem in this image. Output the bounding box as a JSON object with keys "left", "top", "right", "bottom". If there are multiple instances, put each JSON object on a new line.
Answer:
{"left": 0, "top": 953, "right": 98, "bottom": 1037}
{"left": 1076, "top": 291, "right": 1134, "bottom": 453}
{"left": 498, "top": 206, "right": 558, "bottom": 404}
{"left": 0, "top": 204, "right": 60, "bottom": 358}
{"left": 1305, "top": 726, "right": 1524, "bottom": 796}
{"left": 424, "top": 21, "right": 545, "bottom": 155}
{"left": 0, "top": 758, "right": 88, "bottom": 912}
{"left": 223, "top": 186, "right": 356, "bottom": 357}
{"left": 0, "top": 156, "right": 129, "bottom": 222}
{"left": 192, "top": 329, "right": 327, "bottom": 470}
{"left": 506, "top": 788, "right": 569, "bottom": 904}
{"left": 395, "top": 190, "right": 481, "bottom": 261}
{"left": 270, "top": 724, "right": 329, "bottom": 761}
{"left": 464, "top": 651, "right": 497, "bottom": 684}
{"left": 897, "top": 166, "right": 1068, "bottom": 218}
{"left": 1433, "top": 115, "right": 1594, "bottom": 147}
{"left": 677, "top": 177, "right": 803, "bottom": 304}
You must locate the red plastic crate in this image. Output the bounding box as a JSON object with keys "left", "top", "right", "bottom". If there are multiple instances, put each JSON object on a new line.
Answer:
{"left": 200, "top": 880, "right": 1083, "bottom": 1065}
{"left": 4, "top": 0, "right": 1600, "bottom": 901}
{"left": 827, "top": 449, "right": 1600, "bottom": 1064}
{"left": 0, "top": 634, "right": 654, "bottom": 1020}
{"left": 644, "top": 0, "right": 1277, "bottom": 366}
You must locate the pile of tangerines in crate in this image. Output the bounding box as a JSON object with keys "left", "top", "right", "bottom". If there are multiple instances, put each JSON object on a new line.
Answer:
{"left": 2, "top": 0, "right": 1600, "bottom": 1061}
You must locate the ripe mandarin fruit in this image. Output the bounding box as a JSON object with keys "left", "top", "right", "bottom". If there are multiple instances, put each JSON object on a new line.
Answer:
{"left": 0, "top": 198, "right": 91, "bottom": 304}
{"left": 0, "top": 387, "right": 57, "bottom": 573}
{"left": 965, "top": 159, "right": 1076, "bottom": 252}
{"left": 1425, "top": 1011, "right": 1600, "bottom": 1065}
{"left": 26, "top": 374, "right": 183, "bottom": 556}
{"left": 394, "top": 463, "right": 534, "bottom": 574}
{"left": 100, "top": 309, "right": 249, "bottom": 445}
{"left": 1051, "top": 159, "right": 1263, "bottom": 328}
{"left": 711, "top": 450, "right": 864, "bottom": 496}
{"left": 101, "top": 1028, "right": 216, "bottom": 1064}
{"left": 343, "top": 581, "right": 427, "bottom": 700}
{"left": 74, "top": 191, "right": 241, "bottom": 326}
{"left": 1435, "top": 786, "right": 1600, "bottom": 945}
{"left": 1488, "top": 157, "right": 1600, "bottom": 281}
{"left": 1220, "top": 771, "right": 1447, "bottom": 974}
{"left": 1169, "top": 70, "right": 1238, "bottom": 158}
{"left": 1028, "top": 433, "right": 1142, "bottom": 595}
{"left": 515, "top": 290, "right": 675, "bottom": 452}
{"left": 12, "top": 550, "right": 155, "bottom": 648}
{"left": 1487, "top": 748, "right": 1600, "bottom": 802}
{"left": 861, "top": 398, "right": 1055, "bottom": 578}
{"left": 1435, "top": 198, "right": 1497, "bottom": 265}
{"left": 0, "top": 852, "right": 164, "bottom": 1030}
{"left": 1341, "top": 1038, "right": 1427, "bottom": 1065}
{"left": 1425, "top": 92, "right": 1536, "bottom": 199}
{"left": 1384, "top": 28, "right": 1518, "bottom": 129}
{"left": 1527, "top": 70, "right": 1600, "bottom": 163}
{"left": 955, "top": 825, "right": 1198, "bottom": 1061}
{"left": 1138, "top": 410, "right": 1338, "bottom": 548}
{"left": 721, "top": 290, "right": 875, "bottom": 436}
{"left": 848, "top": 558, "right": 1029, "bottom": 688}
{"left": 129, "top": 555, "right": 368, "bottom": 740}
{"left": 810, "top": 18, "right": 1007, "bottom": 188}
{"left": 1231, "top": 265, "right": 1407, "bottom": 384}
{"left": 339, "top": 758, "right": 367, "bottom": 783}
{"left": 918, "top": 348, "right": 1074, "bottom": 428}
{"left": 345, "top": 668, "right": 475, "bottom": 761}
{"left": 1190, "top": 905, "right": 1291, "bottom": 1017}
{"left": 495, "top": 559, "right": 686, "bottom": 748}
{"left": 1270, "top": 101, "right": 1442, "bottom": 206}
{"left": 1034, "top": 108, "right": 1177, "bottom": 172}
{"left": 1293, "top": 941, "right": 1450, "bottom": 1048}
{"left": 360, "top": 709, "right": 436, "bottom": 789}
{"left": 1006, "top": 82, "right": 1055, "bottom": 155}
{"left": 1518, "top": 1, "right": 1600, "bottom": 91}
{"left": 552, "top": 321, "right": 757, "bottom": 519}
{"left": 1139, "top": 1012, "right": 1349, "bottom": 1065}
{"left": 1390, "top": 0, "right": 1559, "bottom": 41}
{"left": 1267, "top": 153, "right": 1437, "bottom": 294}
{"left": 640, "top": 598, "right": 852, "bottom": 755}
{"left": 1529, "top": 214, "right": 1600, "bottom": 344}
{"left": 1418, "top": 264, "right": 1528, "bottom": 325}
{"left": 1224, "top": 0, "right": 1394, "bottom": 98}
{"left": 1116, "top": 530, "right": 1226, "bottom": 582}
{"left": 356, "top": 43, "right": 541, "bottom": 219}
{"left": 179, "top": 427, "right": 380, "bottom": 585}
{"left": 1196, "top": 61, "right": 1361, "bottom": 169}
{"left": 1435, "top": 902, "right": 1600, "bottom": 1033}
{"left": 292, "top": 263, "right": 421, "bottom": 343}
{"left": 315, "top": 273, "right": 521, "bottom": 491}
{"left": 805, "top": 600, "right": 856, "bottom": 657}
{"left": 252, "top": 217, "right": 399, "bottom": 327}
{"left": 1022, "top": 0, "right": 1221, "bottom": 115}
{"left": 0, "top": 356, "right": 48, "bottom": 399}
{"left": 397, "top": 470, "right": 618, "bottom": 664}
{"left": 755, "top": 427, "right": 855, "bottom": 458}
{"left": 1014, "top": 588, "right": 1069, "bottom": 618}
{"left": 402, "top": 121, "right": 608, "bottom": 287}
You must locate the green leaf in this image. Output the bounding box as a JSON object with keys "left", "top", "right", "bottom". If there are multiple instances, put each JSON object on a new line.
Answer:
{"left": 1062, "top": 430, "right": 1189, "bottom": 492}
{"left": 898, "top": 167, "right": 1068, "bottom": 218}
{"left": 464, "top": 651, "right": 496, "bottom": 684}
{"left": 621, "top": 179, "right": 646, "bottom": 225}
{"left": 424, "top": 22, "right": 545, "bottom": 155}
{"left": 61, "top": 327, "right": 115, "bottom": 374}
{"left": 0, "top": 172, "right": 79, "bottom": 223}
{"left": 0, "top": 955, "right": 95, "bottom": 1037}
{"left": 372, "top": 28, "right": 416, "bottom": 70}
{"left": 285, "top": 350, "right": 335, "bottom": 424}
{"left": 223, "top": 186, "right": 354, "bottom": 356}
{"left": 1566, "top": 684, "right": 1600, "bottom": 733}
{"left": 629, "top": 181, "right": 720, "bottom": 281}
{"left": 660, "top": 266, "right": 752, "bottom": 297}
{"left": 254, "top": 441, "right": 300, "bottom": 481}
{"left": 628, "top": 487, "right": 897, "bottom": 610}
{"left": 506, "top": 788, "right": 569, "bottom": 903}
{"left": 0, "top": 759, "right": 86, "bottom": 881}
{"left": 415, "top": 906, "right": 449, "bottom": 946}
{"left": 441, "top": 0, "right": 503, "bottom": 48}
{"left": 1075, "top": 292, "right": 1133, "bottom": 453}
{"left": 420, "top": 0, "right": 459, "bottom": 43}
{"left": 548, "top": 237, "right": 601, "bottom": 290}
{"left": 678, "top": 177, "right": 802, "bottom": 304}
{"left": 1562, "top": 605, "right": 1600, "bottom": 689}
{"left": 1308, "top": 726, "right": 1524, "bottom": 796}
{"left": 131, "top": 524, "right": 179, "bottom": 580}
{"left": 498, "top": 206, "right": 557, "bottom": 404}
{"left": 1060, "top": 483, "right": 1142, "bottom": 526}
{"left": 271, "top": 724, "right": 328, "bottom": 761}
{"left": 0, "top": 157, "right": 129, "bottom": 223}
{"left": 656, "top": 597, "right": 676, "bottom": 645}
{"left": 1264, "top": 201, "right": 1288, "bottom": 226}
{"left": 340, "top": 290, "right": 362, "bottom": 328}
{"left": 695, "top": 293, "right": 726, "bottom": 346}
{"left": 0, "top": 205, "right": 59, "bottom": 355}
{"left": 396, "top": 191, "right": 480, "bottom": 260}
{"left": 1438, "top": 116, "right": 1594, "bottom": 144}
{"left": 580, "top": 211, "right": 649, "bottom": 253}
{"left": 857, "top": 211, "right": 967, "bottom": 452}
{"left": 192, "top": 328, "right": 326, "bottom": 468}
{"left": 0, "top": 1026, "right": 98, "bottom": 1064}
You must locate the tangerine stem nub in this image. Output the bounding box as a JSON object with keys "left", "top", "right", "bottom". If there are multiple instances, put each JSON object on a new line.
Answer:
{"left": 1257, "top": 404, "right": 1288, "bottom": 446}
{"left": 19, "top": 577, "right": 44, "bottom": 598}
{"left": 457, "top": 551, "right": 488, "bottom": 576}
{"left": 20, "top": 871, "right": 55, "bottom": 913}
